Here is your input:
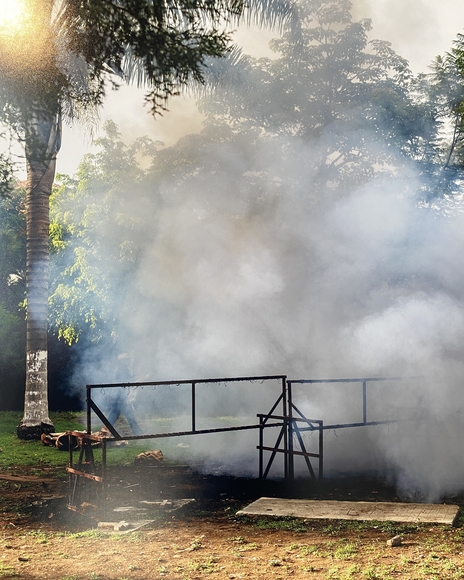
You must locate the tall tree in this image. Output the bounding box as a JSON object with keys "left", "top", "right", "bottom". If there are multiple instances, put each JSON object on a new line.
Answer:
{"left": 46, "top": 0, "right": 434, "bottom": 351}
{"left": 202, "top": 0, "right": 427, "bottom": 196}
{"left": 0, "top": 0, "right": 295, "bottom": 439}
{"left": 424, "top": 34, "right": 464, "bottom": 192}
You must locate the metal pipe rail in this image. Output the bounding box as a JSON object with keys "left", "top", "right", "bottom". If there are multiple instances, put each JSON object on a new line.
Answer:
{"left": 288, "top": 377, "right": 408, "bottom": 428}
{"left": 282, "top": 377, "right": 415, "bottom": 481}
{"left": 86, "top": 374, "right": 287, "bottom": 438}
{"left": 67, "top": 374, "right": 414, "bottom": 515}
{"left": 68, "top": 375, "right": 288, "bottom": 515}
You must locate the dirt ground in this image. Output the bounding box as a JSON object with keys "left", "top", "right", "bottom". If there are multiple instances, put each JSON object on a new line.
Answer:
{"left": 1, "top": 464, "right": 464, "bottom": 580}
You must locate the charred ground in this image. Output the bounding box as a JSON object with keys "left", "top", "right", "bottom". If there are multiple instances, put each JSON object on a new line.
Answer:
{"left": 1, "top": 464, "right": 464, "bottom": 580}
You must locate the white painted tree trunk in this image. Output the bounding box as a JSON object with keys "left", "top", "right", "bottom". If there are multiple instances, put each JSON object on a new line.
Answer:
{"left": 17, "top": 108, "right": 61, "bottom": 439}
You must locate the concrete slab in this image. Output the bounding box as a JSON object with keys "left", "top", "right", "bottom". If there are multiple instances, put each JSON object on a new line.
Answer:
{"left": 236, "top": 498, "right": 459, "bottom": 526}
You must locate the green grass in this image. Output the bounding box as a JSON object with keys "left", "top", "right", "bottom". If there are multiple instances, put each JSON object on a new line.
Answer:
{"left": 0, "top": 563, "right": 19, "bottom": 578}
{"left": 245, "top": 515, "right": 310, "bottom": 533}
{"left": 0, "top": 411, "right": 85, "bottom": 473}
{"left": 0, "top": 411, "right": 156, "bottom": 475}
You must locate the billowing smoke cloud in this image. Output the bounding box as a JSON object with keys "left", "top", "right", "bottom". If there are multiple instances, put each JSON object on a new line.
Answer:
{"left": 57, "top": 0, "right": 464, "bottom": 500}
{"left": 65, "top": 121, "right": 464, "bottom": 502}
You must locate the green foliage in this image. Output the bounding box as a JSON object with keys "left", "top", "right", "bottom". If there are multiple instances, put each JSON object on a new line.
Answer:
{"left": 437, "top": 34, "right": 464, "bottom": 169}
{"left": 0, "top": 154, "right": 15, "bottom": 198}
{"left": 0, "top": 0, "right": 296, "bottom": 434}
{"left": 408, "top": 32, "right": 464, "bottom": 198}
{"left": 236, "top": 512, "right": 435, "bottom": 537}
{"left": 244, "top": 515, "right": 310, "bottom": 532}
{"left": 49, "top": 121, "right": 161, "bottom": 344}
{"left": 200, "top": 0, "right": 464, "bottom": 199}
{"left": 0, "top": 185, "right": 26, "bottom": 409}
{"left": 201, "top": 0, "right": 420, "bottom": 196}
{"left": 0, "top": 0, "right": 295, "bottom": 129}
{"left": 0, "top": 185, "right": 26, "bottom": 311}
{"left": 45, "top": 1, "right": 464, "bottom": 351}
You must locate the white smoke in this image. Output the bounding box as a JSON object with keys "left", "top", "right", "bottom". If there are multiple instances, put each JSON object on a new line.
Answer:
{"left": 60, "top": 5, "right": 464, "bottom": 500}
{"left": 66, "top": 123, "right": 464, "bottom": 501}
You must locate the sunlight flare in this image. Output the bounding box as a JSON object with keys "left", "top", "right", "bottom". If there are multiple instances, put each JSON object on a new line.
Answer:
{"left": 0, "top": 0, "right": 29, "bottom": 34}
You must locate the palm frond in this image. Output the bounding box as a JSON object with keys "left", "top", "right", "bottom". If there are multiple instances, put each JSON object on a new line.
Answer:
{"left": 240, "top": 0, "right": 301, "bottom": 39}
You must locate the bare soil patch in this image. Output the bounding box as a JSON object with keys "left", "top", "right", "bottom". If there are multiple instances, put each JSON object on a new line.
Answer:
{"left": 1, "top": 465, "right": 464, "bottom": 580}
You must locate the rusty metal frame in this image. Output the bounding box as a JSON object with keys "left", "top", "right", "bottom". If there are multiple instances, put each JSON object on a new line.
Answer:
{"left": 67, "top": 375, "right": 287, "bottom": 514}
{"left": 67, "top": 431, "right": 107, "bottom": 517}
{"left": 67, "top": 374, "right": 413, "bottom": 514}
{"left": 84, "top": 374, "right": 287, "bottom": 438}
{"left": 282, "top": 377, "right": 411, "bottom": 482}
{"left": 257, "top": 378, "right": 324, "bottom": 482}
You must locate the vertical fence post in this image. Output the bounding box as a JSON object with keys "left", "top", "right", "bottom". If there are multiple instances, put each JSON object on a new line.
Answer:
{"left": 319, "top": 420, "right": 324, "bottom": 480}
{"left": 362, "top": 380, "right": 367, "bottom": 424}
{"left": 192, "top": 382, "right": 196, "bottom": 432}
{"left": 282, "top": 376, "right": 288, "bottom": 480}
{"left": 86, "top": 385, "right": 92, "bottom": 434}
{"left": 101, "top": 438, "right": 107, "bottom": 516}
{"left": 287, "top": 381, "right": 294, "bottom": 481}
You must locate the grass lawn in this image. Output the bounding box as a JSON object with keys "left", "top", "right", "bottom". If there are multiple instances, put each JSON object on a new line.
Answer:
{"left": 0, "top": 412, "right": 84, "bottom": 474}
{"left": 0, "top": 411, "right": 154, "bottom": 476}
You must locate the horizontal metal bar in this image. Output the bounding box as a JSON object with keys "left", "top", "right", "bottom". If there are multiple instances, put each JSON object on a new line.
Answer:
{"left": 288, "top": 377, "right": 418, "bottom": 385}
{"left": 258, "top": 414, "right": 322, "bottom": 425}
{"left": 96, "top": 422, "right": 284, "bottom": 442}
{"left": 321, "top": 420, "right": 398, "bottom": 430}
{"left": 258, "top": 446, "right": 320, "bottom": 459}
{"left": 282, "top": 449, "right": 321, "bottom": 459}
{"left": 87, "top": 374, "right": 286, "bottom": 390}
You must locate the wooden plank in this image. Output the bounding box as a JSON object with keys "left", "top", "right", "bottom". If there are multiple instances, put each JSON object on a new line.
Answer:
{"left": 66, "top": 467, "right": 103, "bottom": 482}
{"left": 236, "top": 498, "right": 459, "bottom": 526}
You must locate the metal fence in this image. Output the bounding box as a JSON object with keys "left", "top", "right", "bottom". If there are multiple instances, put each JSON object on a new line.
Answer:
{"left": 67, "top": 374, "right": 412, "bottom": 514}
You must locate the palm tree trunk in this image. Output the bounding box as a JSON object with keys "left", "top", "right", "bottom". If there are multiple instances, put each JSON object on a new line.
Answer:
{"left": 17, "top": 108, "right": 61, "bottom": 439}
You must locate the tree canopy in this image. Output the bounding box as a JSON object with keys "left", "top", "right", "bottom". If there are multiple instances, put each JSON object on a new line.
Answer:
{"left": 0, "top": 0, "right": 296, "bottom": 129}
{"left": 3, "top": 0, "right": 464, "bottom": 417}
{"left": 0, "top": 0, "right": 297, "bottom": 437}
{"left": 0, "top": 183, "right": 26, "bottom": 409}
{"left": 49, "top": 121, "right": 160, "bottom": 345}
{"left": 200, "top": 0, "right": 431, "bottom": 196}
{"left": 44, "top": 0, "right": 464, "bottom": 356}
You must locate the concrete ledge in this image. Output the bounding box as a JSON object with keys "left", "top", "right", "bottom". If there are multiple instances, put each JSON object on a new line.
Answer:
{"left": 236, "top": 498, "right": 460, "bottom": 526}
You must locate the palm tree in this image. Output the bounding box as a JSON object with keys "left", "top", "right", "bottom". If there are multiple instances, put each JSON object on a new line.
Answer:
{"left": 0, "top": 0, "right": 296, "bottom": 439}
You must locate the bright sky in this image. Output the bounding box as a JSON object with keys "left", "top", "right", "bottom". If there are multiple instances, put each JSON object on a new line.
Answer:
{"left": 352, "top": 0, "right": 464, "bottom": 73}
{"left": 57, "top": 0, "right": 464, "bottom": 176}
{"left": 0, "top": 0, "right": 27, "bottom": 33}
{"left": 3, "top": 0, "right": 464, "bottom": 176}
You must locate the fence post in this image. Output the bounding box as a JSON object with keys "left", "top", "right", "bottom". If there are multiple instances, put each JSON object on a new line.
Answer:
{"left": 287, "top": 381, "right": 294, "bottom": 481}
{"left": 363, "top": 380, "right": 367, "bottom": 424}
{"left": 86, "top": 385, "right": 92, "bottom": 434}
{"left": 192, "top": 382, "right": 196, "bottom": 432}
{"left": 282, "top": 376, "right": 288, "bottom": 480}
